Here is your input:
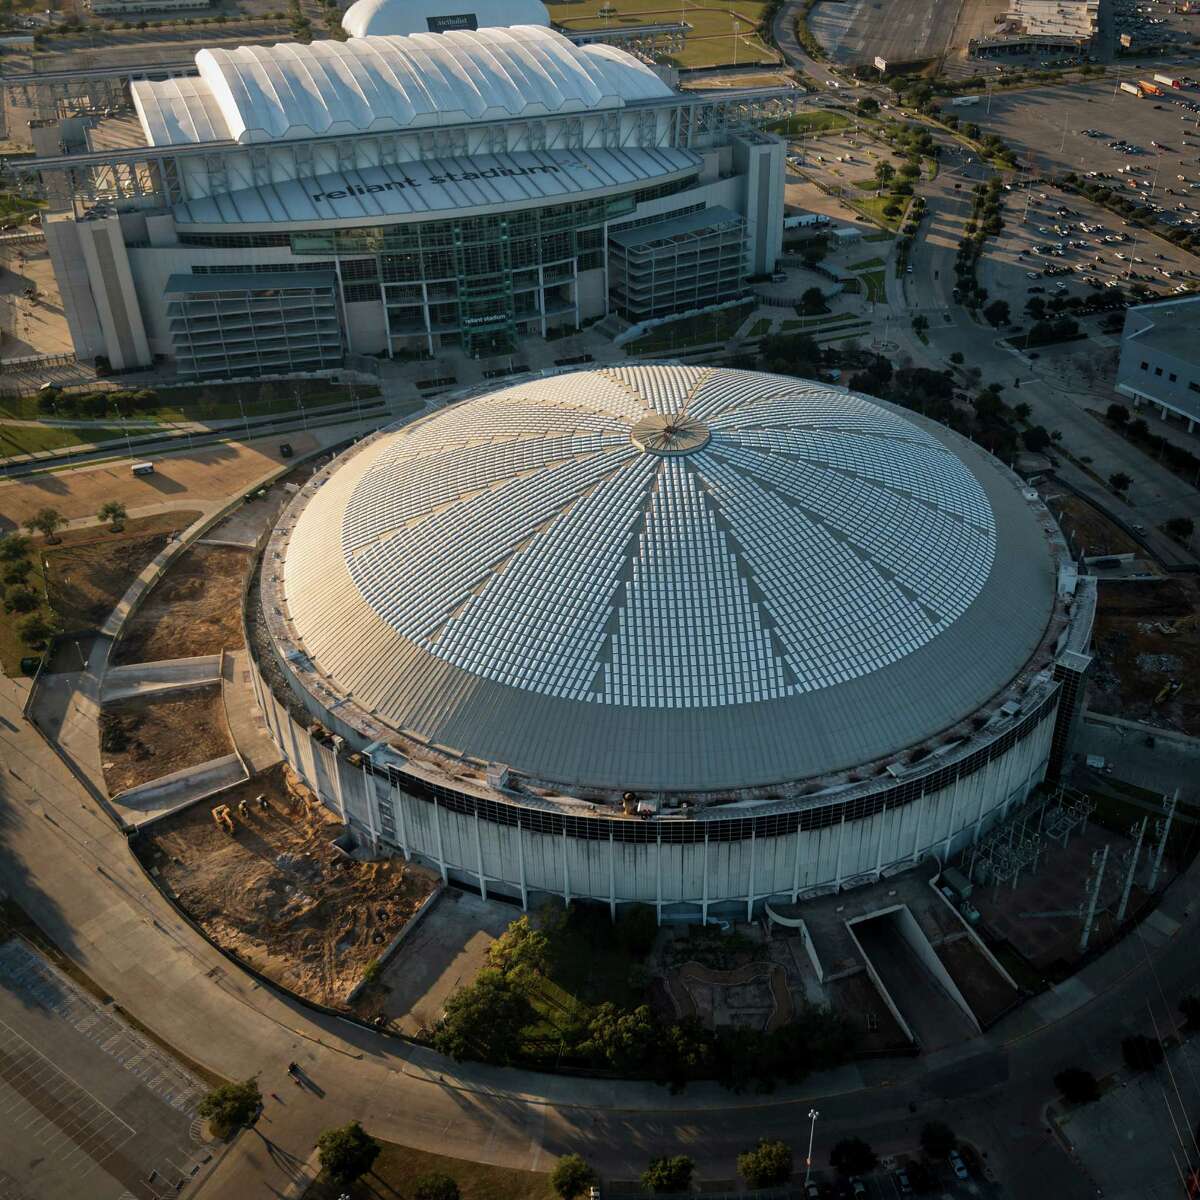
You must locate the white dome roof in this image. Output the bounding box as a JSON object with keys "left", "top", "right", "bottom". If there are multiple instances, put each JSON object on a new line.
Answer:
{"left": 134, "top": 27, "right": 671, "bottom": 147}
{"left": 274, "top": 366, "right": 1056, "bottom": 792}
{"left": 342, "top": 0, "right": 549, "bottom": 39}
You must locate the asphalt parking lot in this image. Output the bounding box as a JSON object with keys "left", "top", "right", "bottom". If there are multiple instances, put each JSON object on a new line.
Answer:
{"left": 0, "top": 937, "right": 216, "bottom": 1200}
{"left": 797, "top": 1154, "right": 1003, "bottom": 1198}
{"left": 969, "top": 75, "right": 1200, "bottom": 186}
{"left": 976, "top": 182, "right": 1200, "bottom": 317}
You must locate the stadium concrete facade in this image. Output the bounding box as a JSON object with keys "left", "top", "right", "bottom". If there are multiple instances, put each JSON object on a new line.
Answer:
{"left": 37, "top": 20, "right": 791, "bottom": 378}
{"left": 246, "top": 365, "right": 1096, "bottom": 922}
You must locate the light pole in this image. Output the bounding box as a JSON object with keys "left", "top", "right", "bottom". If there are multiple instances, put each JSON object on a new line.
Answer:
{"left": 804, "top": 1108, "right": 820, "bottom": 1185}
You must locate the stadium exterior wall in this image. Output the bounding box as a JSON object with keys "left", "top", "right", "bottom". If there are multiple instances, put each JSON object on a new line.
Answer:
{"left": 248, "top": 635, "right": 1059, "bottom": 921}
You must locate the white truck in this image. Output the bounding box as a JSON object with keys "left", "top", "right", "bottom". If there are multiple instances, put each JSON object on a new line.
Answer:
{"left": 1120, "top": 81, "right": 1143, "bottom": 97}
{"left": 950, "top": 95, "right": 980, "bottom": 107}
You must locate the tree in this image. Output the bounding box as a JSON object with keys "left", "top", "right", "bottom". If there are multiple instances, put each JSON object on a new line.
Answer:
{"left": 1165, "top": 516, "right": 1194, "bottom": 543}
{"left": 1121, "top": 1034, "right": 1164, "bottom": 1073}
{"left": 316, "top": 1121, "right": 381, "bottom": 1185}
{"left": 487, "top": 916, "right": 548, "bottom": 978}
{"left": 412, "top": 1173, "right": 460, "bottom": 1200}
{"left": 3, "top": 559, "right": 31, "bottom": 586}
{"left": 799, "top": 286, "right": 828, "bottom": 316}
{"left": 6, "top": 587, "right": 39, "bottom": 614}
{"left": 581, "top": 1002, "right": 657, "bottom": 1073}
{"left": 737, "top": 1138, "right": 793, "bottom": 1187}
{"left": 617, "top": 904, "right": 658, "bottom": 957}
{"left": 25, "top": 507, "right": 65, "bottom": 544}
{"left": 1022, "top": 425, "right": 1052, "bottom": 453}
{"left": 912, "top": 314, "right": 929, "bottom": 335}
{"left": 1054, "top": 1067, "right": 1101, "bottom": 1105}
{"left": 856, "top": 96, "right": 879, "bottom": 114}
{"left": 18, "top": 614, "right": 53, "bottom": 646}
{"left": 874, "top": 160, "right": 896, "bottom": 188}
{"left": 196, "top": 1078, "right": 260, "bottom": 1139}
{"left": 433, "top": 968, "right": 533, "bottom": 1064}
{"left": 983, "top": 299, "right": 1010, "bottom": 327}
{"left": 0, "top": 534, "right": 30, "bottom": 562}
{"left": 949, "top": 351, "right": 964, "bottom": 365}
{"left": 1109, "top": 472, "right": 1132, "bottom": 495}
{"left": 551, "top": 1154, "right": 597, "bottom": 1200}
{"left": 97, "top": 500, "right": 127, "bottom": 532}
{"left": 641, "top": 1155, "right": 693, "bottom": 1194}
{"left": 919, "top": 1121, "right": 957, "bottom": 1159}
{"left": 1179, "top": 993, "right": 1200, "bottom": 1031}
{"left": 830, "top": 1137, "right": 878, "bottom": 1177}
{"left": 1106, "top": 403, "right": 1130, "bottom": 425}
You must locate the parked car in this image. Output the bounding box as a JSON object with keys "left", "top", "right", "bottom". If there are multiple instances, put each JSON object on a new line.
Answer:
{"left": 949, "top": 1151, "right": 970, "bottom": 1181}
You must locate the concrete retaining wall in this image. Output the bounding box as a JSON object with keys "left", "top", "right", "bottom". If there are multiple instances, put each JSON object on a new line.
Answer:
{"left": 101, "top": 654, "right": 221, "bottom": 702}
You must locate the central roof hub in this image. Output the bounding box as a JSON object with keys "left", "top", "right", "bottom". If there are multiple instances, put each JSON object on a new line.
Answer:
{"left": 630, "top": 411, "right": 710, "bottom": 456}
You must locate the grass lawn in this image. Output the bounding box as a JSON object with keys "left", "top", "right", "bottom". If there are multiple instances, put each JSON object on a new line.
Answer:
{"left": 851, "top": 179, "right": 882, "bottom": 192}
{"left": 305, "top": 1142, "right": 556, "bottom": 1200}
{"left": 549, "top": 0, "right": 774, "bottom": 67}
{"left": 0, "top": 379, "right": 378, "bottom": 425}
{"left": 627, "top": 302, "right": 753, "bottom": 354}
{"left": 858, "top": 269, "right": 887, "bottom": 303}
{"left": 0, "top": 513, "right": 200, "bottom": 675}
{"left": 747, "top": 317, "right": 773, "bottom": 337}
{"left": 853, "top": 195, "right": 902, "bottom": 231}
{"left": 849, "top": 256, "right": 886, "bottom": 270}
{"left": 0, "top": 423, "right": 127, "bottom": 457}
{"left": 770, "top": 109, "right": 850, "bottom": 136}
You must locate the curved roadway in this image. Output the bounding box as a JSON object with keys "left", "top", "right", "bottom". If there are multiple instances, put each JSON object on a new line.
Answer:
{"left": 0, "top": 16, "right": 1195, "bottom": 1193}
{"left": 1, "top": 668, "right": 1198, "bottom": 1197}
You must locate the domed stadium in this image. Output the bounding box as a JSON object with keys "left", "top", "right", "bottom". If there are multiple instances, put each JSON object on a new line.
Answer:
{"left": 250, "top": 366, "right": 1093, "bottom": 920}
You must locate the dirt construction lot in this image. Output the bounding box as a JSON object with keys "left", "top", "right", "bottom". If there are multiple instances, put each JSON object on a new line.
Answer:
{"left": 139, "top": 765, "right": 440, "bottom": 1006}
{"left": 111, "top": 544, "right": 251, "bottom": 665}
{"left": 1089, "top": 576, "right": 1200, "bottom": 733}
{"left": 100, "top": 686, "right": 231, "bottom": 795}
{"left": 45, "top": 511, "right": 201, "bottom": 629}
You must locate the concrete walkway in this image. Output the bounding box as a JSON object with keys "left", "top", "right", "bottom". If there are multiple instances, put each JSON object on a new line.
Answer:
{"left": 222, "top": 649, "right": 283, "bottom": 775}
{"left": 101, "top": 654, "right": 221, "bottom": 703}
{"left": 111, "top": 752, "right": 247, "bottom": 828}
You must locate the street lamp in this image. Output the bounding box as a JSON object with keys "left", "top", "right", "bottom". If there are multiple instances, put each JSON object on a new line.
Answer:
{"left": 804, "top": 1108, "right": 820, "bottom": 1185}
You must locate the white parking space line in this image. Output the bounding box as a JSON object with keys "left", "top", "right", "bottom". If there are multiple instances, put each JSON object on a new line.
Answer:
{"left": 0, "top": 1018, "right": 136, "bottom": 1179}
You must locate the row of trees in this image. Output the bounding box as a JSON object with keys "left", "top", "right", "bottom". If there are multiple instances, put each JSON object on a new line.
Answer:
{"left": 1105, "top": 403, "right": 1200, "bottom": 492}
{"left": 955, "top": 177, "right": 1006, "bottom": 313}
{"left": 431, "top": 914, "right": 856, "bottom": 1090}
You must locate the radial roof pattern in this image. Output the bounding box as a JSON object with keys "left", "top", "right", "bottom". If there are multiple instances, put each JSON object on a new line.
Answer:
{"left": 278, "top": 367, "right": 1056, "bottom": 791}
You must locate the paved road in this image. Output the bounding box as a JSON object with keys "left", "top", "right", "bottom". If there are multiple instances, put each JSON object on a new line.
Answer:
{"left": 2, "top": 662, "right": 1199, "bottom": 1197}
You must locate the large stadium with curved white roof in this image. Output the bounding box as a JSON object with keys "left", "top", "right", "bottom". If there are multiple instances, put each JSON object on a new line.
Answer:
{"left": 247, "top": 366, "right": 1097, "bottom": 921}
{"left": 40, "top": 14, "right": 791, "bottom": 375}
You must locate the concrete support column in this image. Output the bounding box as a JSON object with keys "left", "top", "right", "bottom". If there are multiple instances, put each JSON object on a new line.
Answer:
{"left": 835, "top": 812, "right": 847, "bottom": 890}
{"left": 393, "top": 778, "right": 410, "bottom": 859}
{"left": 562, "top": 828, "right": 571, "bottom": 907}
{"left": 517, "top": 818, "right": 528, "bottom": 911}
{"left": 874, "top": 804, "right": 886, "bottom": 880}
{"left": 943, "top": 774, "right": 962, "bottom": 863}
{"left": 911, "top": 789, "right": 925, "bottom": 864}
{"left": 608, "top": 825, "right": 617, "bottom": 921}
{"left": 746, "top": 828, "right": 757, "bottom": 923}
{"left": 473, "top": 809, "right": 487, "bottom": 901}
{"left": 432, "top": 795, "right": 448, "bottom": 884}
{"left": 702, "top": 827, "right": 710, "bottom": 924}
{"left": 791, "top": 823, "right": 803, "bottom": 902}
{"left": 655, "top": 829, "right": 662, "bottom": 924}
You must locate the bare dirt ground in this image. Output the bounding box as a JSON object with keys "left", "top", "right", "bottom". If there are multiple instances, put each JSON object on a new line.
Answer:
{"left": 139, "top": 765, "right": 440, "bottom": 1007}
{"left": 100, "top": 686, "right": 230, "bottom": 795}
{"left": 1089, "top": 576, "right": 1200, "bottom": 733}
{"left": 1042, "top": 490, "right": 1140, "bottom": 558}
{"left": 826, "top": 970, "right": 910, "bottom": 1052}
{"left": 111, "top": 544, "right": 251, "bottom": 665}
{"left": 45, "top": 510, "right": 201, "bottom": 630}
{"left": 935, "top": 935, "right": 1018, "bottom": 1027}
